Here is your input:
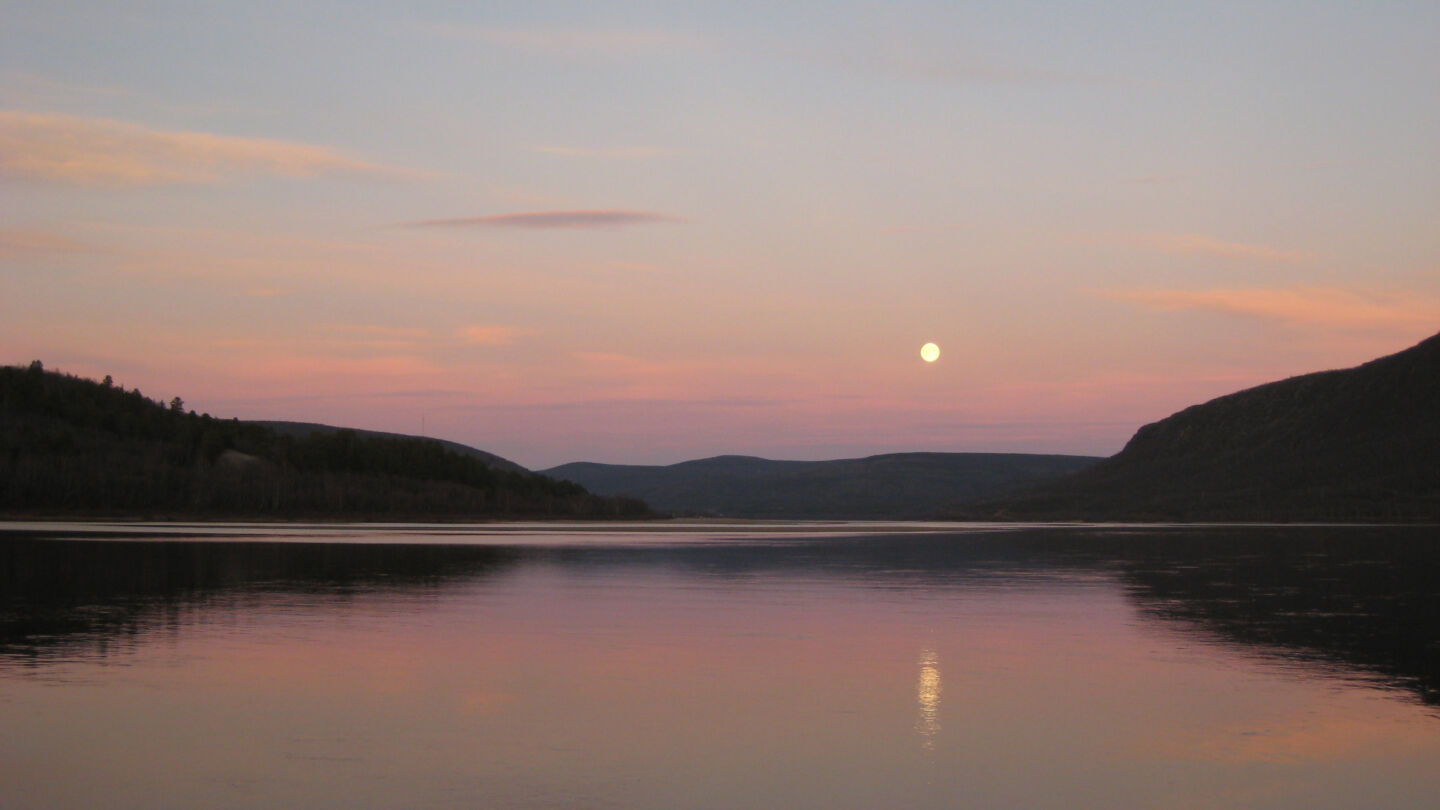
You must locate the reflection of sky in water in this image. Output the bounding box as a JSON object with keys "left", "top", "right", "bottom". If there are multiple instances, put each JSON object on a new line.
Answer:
{"left": 2, "top": 526, "right": 1439, "bottom": 810}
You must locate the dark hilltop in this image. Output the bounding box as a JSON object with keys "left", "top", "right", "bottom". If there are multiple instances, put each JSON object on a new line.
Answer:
{"left": 973, "top": 330, "right": 1440, "bottom": 521}
{"left": 0, "top": 362, "right": 649, "bottom": 521}
{"left": 544, "top": 452, "right": 1100, "bottom": 519}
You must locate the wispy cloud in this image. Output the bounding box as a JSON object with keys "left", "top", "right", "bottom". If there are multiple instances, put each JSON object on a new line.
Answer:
{"left": 456, "top": 325, "right": 530, "bottom": 346}
{"left": 205, "top": 323, "right": 535, "bottom": 359}
{"left": 527, "top": 145, "right": 674, "bottom": 159}
{"left": 880, "top": 223, "right": 967, "bottom": 235}
{"left": 317, "top": 324, "right": 431, "bottom": 342}
{"left": 1101, "top": 286, "right": 1440, "bottom": 330}
{"left": 0, "top": 228, "right": 96, "bottom": 257}
{"left": 1123, "top": 232, "right": 1314, "bottom": 263}
{"left": 154, "top": 100, "right": 279, "bottom": 118}
{"left": 0, "top": 110, "right": 407, "bottom": 187}
{"left": 315, "top": 323, "right": 533, "bottom": 349}
{"left": 403, "top": 210, "right": 685, "bottom": 230}
{"left": 802, "top": 45, "right": 1058, "bottom": 84}
{"left": 766, "top": 27, "right": 1145, "bottom": 87}
{"left": 418, "top": 23, "right": 703, "bottom": 57}
{"left": 1126, "top": 174, "right": 1190, "bottom": 185}
{"left": 0, "top": 71, "right": 123, "bottom": 105}
{"left": 595, "top": 260, "right": 669, "bottom": 274}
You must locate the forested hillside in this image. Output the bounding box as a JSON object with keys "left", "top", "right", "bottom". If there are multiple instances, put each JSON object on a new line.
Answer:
{"left": 252, "top": 420, "right": 529, "bottom": 475}
{"left": 976, "top": 331, "right": 1440, "bottom": 521}
{"left": 0, "top": 362, "right": 649, "bottom": 520}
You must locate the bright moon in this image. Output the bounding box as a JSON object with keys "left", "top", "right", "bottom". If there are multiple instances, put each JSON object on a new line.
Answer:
{"left": 920, "top": 343, "right": 940, "bottom": 363}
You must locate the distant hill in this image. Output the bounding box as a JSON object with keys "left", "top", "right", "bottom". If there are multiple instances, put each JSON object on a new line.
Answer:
{"left": 0, "top": 362, "right": 649, "bottom": 520}
{"left": 543, "top": 452, "right": 1102, "bottom": 519}
{"left": 978, "top": 331, "right": 1440, "bottom": 521}
{"left": 250, "top": 421, "right": 529, "bottom": 475}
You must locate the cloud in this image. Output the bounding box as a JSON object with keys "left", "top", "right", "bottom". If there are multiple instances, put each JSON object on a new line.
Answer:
{"left": 314, "top": 323, "right": 533, "bottom": 349}
{"left": 456, "top": 325, "right": 530, "bottom": 346}
{"left": 403, "top": 210, "right": 685, "bottom": 230}
{"left": 1126, "top": 174, "right": 1189, "bottom": 185}
{"left": 763, "top": 25, "right": 1144, "bottom": 88}
{"left": 318, "top": 324, "right": 431, "bottom": 342}
{"left": 808, "top": 46, "right": 1058, "bottom": 84}
{"left": 0, "top": 109, "right": 404, "bottom": 187}
{"left": 419, "top": 23, "right": 703, "bottom": 57}
{"left": 1127, "top": 232, "right": 1313, "bottom": 263}
{"left": 0, "top": 71, "right": 123, "bottom": 105}
{"left": 1102, "top": 286, "right": 1440, "bottom": 330}
{"left": 595, "top": 260, "right": 668, "bottom": 274}
{"left": 0, "top": 228, "right": 95, "bottom": 257}
{"left": 527, "top": 145, "right": 674, "bottom": 159}
{"left": 223, "top": 353, "right": 444, "bottom": 380}
{"left": 880, "top": 223, "right": 967, "bottom": 235}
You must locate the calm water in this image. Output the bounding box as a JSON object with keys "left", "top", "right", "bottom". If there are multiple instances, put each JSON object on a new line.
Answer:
{"left": 2, "top": 522, "right": 1438, "bottom": 809}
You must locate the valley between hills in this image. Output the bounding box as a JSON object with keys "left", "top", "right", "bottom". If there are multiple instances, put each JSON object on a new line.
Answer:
{"left": 4, "top": 330, "right": 1437, "bottom": 522}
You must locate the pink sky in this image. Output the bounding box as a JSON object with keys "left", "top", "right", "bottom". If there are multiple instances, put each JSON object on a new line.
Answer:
{"left": 3, "top": 3, "right": 1438, "bottom": 467}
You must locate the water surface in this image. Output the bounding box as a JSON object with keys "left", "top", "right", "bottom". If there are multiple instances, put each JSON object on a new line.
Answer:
{"left": 2, "top": 522, "right": 1438, "bottom": 809}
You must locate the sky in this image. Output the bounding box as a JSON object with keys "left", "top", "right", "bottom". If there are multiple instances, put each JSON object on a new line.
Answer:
{"left": 2, "top": 1, "right": 1438, "bottom": 469}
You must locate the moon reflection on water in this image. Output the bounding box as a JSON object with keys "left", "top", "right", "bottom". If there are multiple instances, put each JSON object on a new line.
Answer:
{"left": 917, "top": 649, "right": 941, "bottom": 747}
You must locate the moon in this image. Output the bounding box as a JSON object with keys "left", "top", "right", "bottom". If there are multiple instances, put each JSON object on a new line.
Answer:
{"left": 920, "top": 342, "right": 940, "bottom": 363}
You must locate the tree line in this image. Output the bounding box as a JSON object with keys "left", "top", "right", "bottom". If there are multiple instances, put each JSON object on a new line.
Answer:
{"left": 0, "top": 361, "right": 651, "bottom": 520}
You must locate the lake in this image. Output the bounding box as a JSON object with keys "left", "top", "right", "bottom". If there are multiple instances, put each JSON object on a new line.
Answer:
{"left": 2, "top": 521, "right": 1438, "bottom": 809}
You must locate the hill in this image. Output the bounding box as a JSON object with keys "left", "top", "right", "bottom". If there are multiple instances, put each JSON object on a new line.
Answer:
{"left": 250, "top": 420, "right": 529, "bottom": 475}
{"left": 979, "top": 331, "right": 1440, "bottom": 521}
{"left": 0, "top": 362, "right": 649, "bottom": 520}
{"left": 543, "top": 452, "right": 1101, "bottom": 519}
